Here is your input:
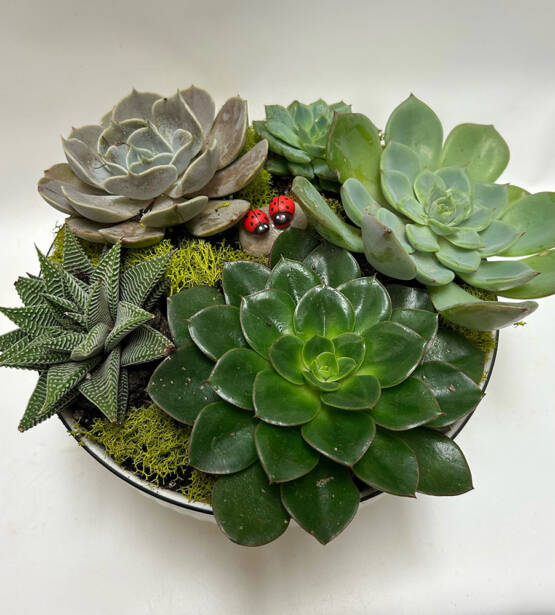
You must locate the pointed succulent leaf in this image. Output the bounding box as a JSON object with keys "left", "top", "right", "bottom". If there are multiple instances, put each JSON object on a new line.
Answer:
{"left": 144, "top": 278, "right": 171, "bottom": 312}
{"left": 15, "top": 277, "right": 47, "bottom": 307}
{"left": 62, "top": 228, "right": 94, "bottom": 276}
{"left": 120, "top": 251, "right": 171, "bottom": 307}
{"left": 390, "top": 308, "right": 438, "bottom": 340}
{"left": 280, "top": 458, "right": 359, "bottom": 545}
{"left": 440, "top": 123, "right": 509, "bottom": 183}
{"left": 0, "top": 305, "right": 59, "bottom": 337}
{"left": 294, "top": 286, "right": 355, "bottom": 340}
{"left": 78, "top": 349, "right": 121, "bottom": 421}
{"left": 354, "top": 428, "right": 419, "bottom": 497}
{"left": 499, "top": 250, "right": 555, "bottom": 299}
{"left": 337, "top": 277, "right": 392, "bottom": 334}
{"left": 147, "top": 345, "right": 218, "bottom": 425}
{"left": 120, "top": 325, "right": 173, "bottom": 367}
{"left": 212, "top": 463, "right": 290, "bottom": 547}
{"left": 268, "top": 335, "right": 305, "bottom": 385}
{"left": 104, "top": 301, "right": 154, "bottom": 352}
{"left": 0, "top": 329, "right": 27, "bottom": 352}
{"left": 266, "top": 258, "right": 321, "bottom": 302}
{"left": 85, "top": 280, "right": 112, "bottom": 329}
{"left": 381, "top": 141, "right": 422, "bottom": 184}
{"left": 253, "top": 121, "right": 310, "bottom": 164}
{"left": 189, "top": 401, "right": 257, "bottom": 474}
{"left": 320, "top": 374, "right": 381, "bottom": 411}
{"left": 61, "top": 184, "right": 146, "bottom": 223}
{"left": 270, "top": 228, "right": 320, "bottom": 268}
{"left": 412, "top": 251, "right": 455, "bottom": 286}
{"left": 70, "top": 322, "right": 110, "bottom": 360}
{"left": 222, "top": 261, "right": 270, "bottom": 307}
{"left": 42, "top": 359, "right": 101, "bottom": 416}
{"left": 152, "top": 90, "right": 202, "bottom": 152}
{"left": 65, "top": 217, "right": 111, "bottom": 244}
{"left": 0, "top": 337, "right": 68, "bottom": 369}
{"left": 435, "top": 166, "right": 472, "bottom": 194}
{"left": 39, "top": 331, "right": 86, "bottom": 353}
{"left": 36, "top": 249, "right": 65, "bottom": 297}
{"left": 188, "top": 305, "right": 247, "bottom": 360}
{"left": 41, "top": 293, "right": 78, "bottom": 325}
{"left": 340, "top": 178, "right": 380, "bottom": 226}
{"left": 90, "top": 243, "right": 121, "bottom": 318}
{"left": 459, "top": 260, "right": 538, "bottom": 292}
{"left": 170, "top": 139, "right": 219, "bottom": 197}
{"left": 180, "top": 86, "right": 215, "bottom": 137}
{"left": 303, "top": 243, "right": 360, "bottom": 287}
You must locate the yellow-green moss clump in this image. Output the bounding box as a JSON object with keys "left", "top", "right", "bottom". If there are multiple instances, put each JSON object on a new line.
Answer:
{"left": 49, "top": 225, "right": 104, "bottom": 266}
{"left": 75, "top": 404, "right": 214, "bottom": 504}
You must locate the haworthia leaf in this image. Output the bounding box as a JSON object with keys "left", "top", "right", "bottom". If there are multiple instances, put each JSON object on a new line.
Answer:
{"left": 70, "top": 322, "right": 110, "bottom": 360}
{"left": 117, "top": 367, "right": 129, "bottom": 422}
{"left": 120, "top": 325, "right": 173, "bottom": 367}
{"left": 120, "top": 251, "right": 171, "bottom": 307}
{"left": 0, "top": 305, "right": 59, "bottom": 337}
{"left": 78, "top": 349, "right": 122, "bottom": 421}
{"left": 62, "top": 227, "right": 94, "bottom": 277}
{"left": 104, "top": 301, "right": 154, "bottom": 352}
{"left": 85, "top": 281, "right": 112, "bottom": 329}
{"left": 42, "top": 358, "right": 100, "bottom": 416}
{"left": 89, "top": 243, "right": 120, "bottom": 320}
{"left": 36, "top": 248, "right": 65, "bottom": 297}
{"left": 15, "top": 277, "right": 47, "bottom": 307}
{"left": 0, "top": 329, "right": 27, "bottom": 352}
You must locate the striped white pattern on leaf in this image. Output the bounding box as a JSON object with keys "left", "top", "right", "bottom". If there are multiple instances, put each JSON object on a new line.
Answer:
{"left": 70, "top": 322, "right": 110, "bottom": 360}
{"left": 105, "top": 301, "right": 154, "bottom": 352}
{"left": 63, "top": 227, "right": 94, "bottom": 277}
{"left": 0, "top": 329, "right": 27, "bottom": 352}
{"left": 91, "top": 244, "right": 121, "bottom": 320}
{"left": 41, "top": 358, "right": 101, "bottom": 416}
{"left": 36, "top": 249, "right": 65, "bottom": 297}
{"left": 120, "top": 325, "right": 173, "bottom": 367}
{"left": 15, "top": 277, "right": 47, "bottom": 307}
{"left": 63, "top": 271, "right": 90, "bottom": 312}
{"left": 117, "top": 368, "right": 129, "bottom": 422}
{"left": 120, "top": 252, "right": 171, "bottom": 307}
{"left": 85, "top": 281, "right": 112, "bottom": 329}
{"left": 78, "top": 348, "right": 121, "bottom": 421}
{"left": 0, "top": 305, "right": 59, "bottom": 336}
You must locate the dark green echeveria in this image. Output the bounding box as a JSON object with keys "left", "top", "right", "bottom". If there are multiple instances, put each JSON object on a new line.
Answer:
{"left": 0, "top": 228, "right": 173, "bottom": 431}
{"left": 253, "top": 99, "right": 351, "bottom": 190}
{"left": 148, "top": 230, "right": 485, "bottom": 546}
{"left": 292, "top": 95, "right": 555, "bottom": 330}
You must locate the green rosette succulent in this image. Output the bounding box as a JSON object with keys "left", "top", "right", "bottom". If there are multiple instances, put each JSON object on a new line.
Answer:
{"left": 148, "top": 231, "right": 485, "bottom": 546}
{"left": 38, "top": 87, "right": 268, "bottom": 247}
{"left": 292, "top": 95, "right": 555, "bottom": 330}
{"left": 254, "top": 99, "right": 351, "bottom": 190}
{"left": 0, "top": 229, "right": 174, "bottom": 431}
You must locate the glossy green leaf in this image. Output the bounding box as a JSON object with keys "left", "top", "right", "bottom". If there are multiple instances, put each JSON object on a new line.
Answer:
{"left": 332, "top": 332, "right": 366, "bottom": 365}
{"left": 294, "top": 286, "right": 355, "bottom": 340}
{"left": 269, "top": 227, "right": 320, "bottom": 268}
{"left": 302, "top": 405, "right": 375, "bottom": 466}
{"left": 326, "top": 112, "right": 384, "bottom": 203}
{"left": 340, "top": 178, "right": 380, "bottom": 226}
{"left": 281, "top": 458, "right": 359, "bottom": 544}
{"left": 240, "top": 289, "right": 295, "bottom": 358}
{"left": 189, "top": 401, "right": 257, "bottom": 473}
{"left": 167, "top": 286, "right": 224, "bottom": 347}
{"left": 354, "top": 428, "right": 419, "bottom": 496}
{"left": 291, "top": 177, "right": 364, "bottom": 252}
{"left": 302, "top": 335, "right": 334, "bottom": 365}
{"left": 500, "top": 192, "right": 555, "bottom": 256}
{"left": 255, "top": 422, "right": 319, "bottom": 483}
{"left": 188, "top": 305, "right": 247, "bottom": 360}
{"left": 372, "top": 376, "right": 441, "bottom": 430}
{"left": 321, "top": 374, "right": 381, "bottom": 411}
{"left": 414, "top": 361, "right": 482, "bottom": 428}
{"left": 209, "top": 348, "right": 269, "bottom": 410}
{"left": 386, "top": 284, "right": 434, "bottom": 311}
{"left": 385, "top": 95, "right": 443, "bottom": 169}
{"left": 303, "top": 243, "right": 361, "bottom": 287}
{"left": 391, "top": 308, "right": 438, "bottom": 340}
{"left": 268, "top": 334, "right": 305, "bottom": 385}
{"left": 266, "top": 258, "right": 321, "bottom": 302}
{"left": 440, "top": 123, "right": 509, "bottom": 183}
{"left": 222, "top": 261, "right": 270, "bottom": 307}
{"left": 212, "top": 463, "right": 290, "bottom": 546}
{"left": 499, "top": 250, "right": 555, "bottom": 299}
{"left": 399, "top": 428, "right": 473, "bottom": 495}
{"left": 359, "top": 321, "right": 426, "bottom": 387}
{"left": 303, "top": 369, "right": 340, "bottom": 392}
{"left": 254, "top": 369, "right": 320, "bottom": 426}
{"left": 337, "top": 277, "right": 392, "bottom": 334}
{"left": 459, "top": 260, "right": 538, "bottom": 292}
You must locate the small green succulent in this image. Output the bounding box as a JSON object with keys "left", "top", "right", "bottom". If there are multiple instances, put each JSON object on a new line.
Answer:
{"left": 148, "top": 230, "right": 485, "bottom": 546}
{"left": 254, "top": 99, "right": 351, "bottom": 190}
{"left": 38, "top": 87, "right": 268, "bottom": 247}
{"left": 0, "top": 228, "right": 174, "bottom": 431}
{"left": 292, "top": 95, "right": 555, "bottom": 330}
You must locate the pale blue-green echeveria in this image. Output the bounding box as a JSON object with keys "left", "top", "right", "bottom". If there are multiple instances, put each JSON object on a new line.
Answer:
{"left": 148, "top": 230, "right": 486, "bottom": 546}
{"left": 293, "top": 95, "right": 555, "bottom": 330}
{"left": 254, "top": 99, "right": 351, "bottom": 191}
{"left": 38, "top": 87, "right": 268, "bottom": 247}
{"left": 0, "top": 228, "right": 174, "bottom": 430}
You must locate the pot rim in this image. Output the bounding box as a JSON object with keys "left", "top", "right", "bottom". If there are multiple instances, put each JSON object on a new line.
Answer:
{"left": 59, "top": 330, "right": 499, "bottom": 517}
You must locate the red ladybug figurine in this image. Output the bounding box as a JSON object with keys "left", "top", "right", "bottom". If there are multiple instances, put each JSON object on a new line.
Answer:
{"left": 243, "top": 209, "right": 270, "bottom": 234}
{"left": 269, "top": 196, "right": 296, "bottom": 229}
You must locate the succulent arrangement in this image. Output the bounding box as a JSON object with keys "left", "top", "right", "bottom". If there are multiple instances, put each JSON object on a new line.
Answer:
{"left": 148, "top": 235, "right": 484, "bottom": 545}
{"left": 2, "top": 85, "right": 553, "bottom": 548}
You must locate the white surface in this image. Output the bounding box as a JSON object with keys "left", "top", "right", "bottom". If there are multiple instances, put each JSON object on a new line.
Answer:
{"left": 1, "top": 1, "right": 554, "bottom": 613}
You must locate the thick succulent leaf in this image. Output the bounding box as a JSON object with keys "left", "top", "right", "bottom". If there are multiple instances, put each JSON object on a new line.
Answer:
{"left": 186, "top": 199, "right": 250, "bottom": 237}
{"left": 412, "top": 251, "right": 455, "bottom": 286}
{"left": 326, "top": 112, "right": 384, "bottom": 203}
{"left": 209, "top": 97, "right": 248, "bottom": 169}
{"left": 478, "top": 220, "right": 521, "bottom": 257}
{"left": 201, "top": 140, "right": 268, "bottom": 198}
{"left": 85, "top": 280, "right": 112, "bottom": 329}
{"left": 372, "top": 376, "right": 441, "bottom": 430}
{"left": 340, "top": 178, "right": 380, "bottom": 226}
{"left": 144, "top": 278, "right": 170, "bottom": 312}
{"left": 210, "top": 348, "right": 269, "bottom": 410}
{"left": 266, "top": 258, "right": 321, "bottom": 303}
{"left": 78, "top": 349, "right": 121, "bottom": 422}
{"left": 66, "top": 217, "right": 110, "bottom": 244}
{"left": 91, "top": 243, "right": 121, "bottom": 320}
{"left": 414, "top": 169, "right": 444, "bottom": 206}
{"left": 255, "top": 422, "right": 319, "bottom": 483}
{"left": 120, "top": 252, "right": 171, "bottom": 307}
{"left": 212, "top": 463, "right": 290, "bottom": 547}
{"left": 499, "top": 250, "right": 555, "bottom": 299}
{"left": 151, "top": 90, "right": 202, "bottom": 152}
{"left": 303, "top": 243, "right": 360, "bottom": 287}
{"left": 265, "top": 157, "right": 290, "bottom": 175}
{"left": 281, "top": 458, "right": 359, "bottom": 545}
{"left": 270, "top": 228, "right": 320, "bottom": 268}
{"left": 120, "top": 325, "right": 173, "bottom": 366}
{"left": 36, "top": 249, "right": 65, "bottom": 297}
{"left": 103, "top": 164, "right": 178, "bottom": 201}
{"left": 117, "top": 368, "right": 129, "bottom": 422}
{"left": 381, "top": 141, "right": 422, "bottom": 184}
{"left": 385, "top": 95, "right": 443, "bottom": 169}
{"left": 338, "top": 277, "right": 392, "bottom": 334}
{"left": 62, "top": 272, "right": 90, "bottom": 312}
{"left": 41, "top": 294, "right": 77, "bottom": 325}
{"left": 382, "top": 171, "right": 427, "bottom": 224}
{"left": 253, "top": 369, "right": 320, "bottom": 426}
{"left": 141, "top": 195, "right": 208, "bottom": 228}
{"left": 359, "top": 321, "right": 426, "bottom": 387}
{"left": 0, "top": 337, "right": 67, "bottom": 370}
{"left": 0, "top": 305, "right": 59, "bottom": 337}
{"left": 354, "top": 428, "right": 419, "bottom": 496}
{"left": 254, "top": 120, "right": 310, "bottom": 163}
{"left": 321, "top": 374, "right": 381, "bottom": 411}
{"left": 459, "top": 260, "right": 538, "bottom": 292}
{"left": 61, "top": 184, "right": 145, "bottom": 224}
{"left": 189, "top": 401, "right": 257, "bottom": 474}
{"left": 429, "top": 282, "right": 538, "bottom": 330}
{"left": 98, "top": 222, "right": 165, "bottom": 248}
{"left": 406, "top": 224, "right": 440, "bottom": 252}
{"left": 462, "top": 206, "right": 495, "bottom": 232}
{"left": 240, "top": 289, "right": 295, "bottom": 358}
{"left": 62, "top": 227, "right": 94, "bottom": 277}
{"left": 361, "top": 211, "right": 417, "bottom": 280}
{"left": 447, "top": 228, "right": 483, "bottom": 250}
{"left": 424, "top": 328, "right": 485, "bottom": 384}
{"left": 435, "top": 239, "right": 481, "bottom": 273}
{"left": 0, "top": 329, "right": 27, "bottom": 352}
{"left": 111, "top": 89, "right": 160, "bottom": 122}
{"left": 170, "top": 139, "right": 219, "bottom": 198}
{"left": 222, "top": 261, "right": 270, "bottom": 307}
{"left": 70, "top": 322, "right": 110, "bottom": 360}
{"left": 333, "top": 333, "right": 366, "bottom": 365}
{"left": 301, "top": 405, "right": 375, "bottom": 465}
{"left": 148, "top": 345, "right": 219, "bottom": 425}
{"left": 440, "top": 123, "right": 509, "bottom": 183}
{"left": 292, "top": 177, "right": 364, "bottom": 252}
{"left": 42, "top": 359, "right": 100, "bottom": 415}
{"left": 167, "top": 286, "right": 224, "bottom": 347}
{"left": 294, "top": 286, "right": 355, "bottom": 340}
{"left": 15, "top": 277, "right": 47, "bottom": 307}
{"left": 435, "top": 166, "right": 472, "bottom": 193}
{"left": 268, "top": 334, "right": 305, "bottom": 385}
{"left": 302, "top": 335, "right": 334, "bottom": 365}
{"left": 391, "top": 308, "right": 438, "bottom": 340}
{"left": 180, "top": 85, "right": 215, "bottom": 137}
{"left": 105, "top": 301, "right": 154, "bottom": 352}
{"left": 38, "top": 163, "right": 87, "bottom": 215}
{"left": 62, "top": 137, "right": 117, "bottom": 189}
{"left": 188, "top": 305, "right": 247, "bottom": 360}
{"left": 399, "top": 429, "right": 473, "bottom": 495}
{"left": 414, "top": 361, "right": 482, "bottom": 428}
{"left": 474, "top": 183, "right": 509, "bottom": 217}
{"left": 500, "top": 192, "right": 555, "bottom": 256}
{"left": 386, "top": 284, "right": 434, "bottom": 311}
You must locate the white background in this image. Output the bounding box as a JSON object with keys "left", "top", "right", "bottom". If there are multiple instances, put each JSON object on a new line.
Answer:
{"left": 1, "top": 1, "right": 554, "bottom": 613}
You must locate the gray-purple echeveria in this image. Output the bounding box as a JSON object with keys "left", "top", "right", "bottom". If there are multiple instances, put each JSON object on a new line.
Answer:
{"left": 38, "top": 87, "right": 268, "bottom": 247}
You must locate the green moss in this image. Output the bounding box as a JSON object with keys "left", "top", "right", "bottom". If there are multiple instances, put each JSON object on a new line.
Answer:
{"left": 241, "top": 126, "right": 262, "bottom": 154}
{"left": 49, "top": 225, "right": 104, "bottom": 266}
{"left": 74, "top": 404, "right": 214, "bottom": 504}
{"left": 123, "top": 239, "right": 174, "bottom": 270}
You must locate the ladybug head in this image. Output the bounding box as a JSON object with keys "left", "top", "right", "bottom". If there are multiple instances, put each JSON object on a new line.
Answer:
{"left": 272, "top": 212, "right": 292, "bottom": 229}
